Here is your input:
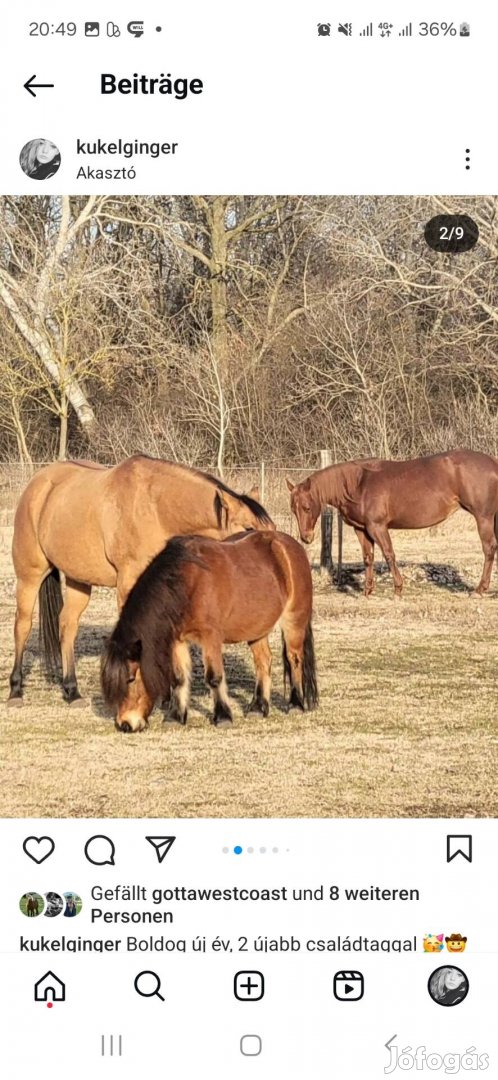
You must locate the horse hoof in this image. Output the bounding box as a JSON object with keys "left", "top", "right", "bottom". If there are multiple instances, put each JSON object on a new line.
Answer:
{"left": 246, "top": 699, "right": 269, "bottom": 718}
{"left": 6, "top": 696, "right": 23, "bottom": 708}
{"left": 214, "top": 717, "right": 233, "bottom": 729}
{"left": 69, "top": 697, "right": 87, "bottom": 709}
{"left": 163, "top": 716, "right": 187, "bottom": 728}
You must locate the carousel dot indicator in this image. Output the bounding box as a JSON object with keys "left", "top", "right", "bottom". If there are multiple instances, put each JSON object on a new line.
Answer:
{"left": 234, "top": 845, "right": 243, "bottom": 855}
{"left": 222, "top": 846, "right": 229, "bottom": 853}
{"left": 247, "top": 847, "right": 254, "bottom": 853}
{"left": 259, "top": 847, "right": 267, "bottom": 853}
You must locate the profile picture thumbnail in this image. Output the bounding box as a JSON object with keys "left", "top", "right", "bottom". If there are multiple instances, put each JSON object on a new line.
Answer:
{"left": 19, "top": 892, "right": 44, "bottom": 917}
{"left": 63, "top": 892, "right": 82, "bottom": 917}
{"left": 428, "top": 965, "right": 469, "bottom": 1007}
{"left": 19, "top": 139, "right": 61, "bottom": 180}
{"left": 44, "top": 891, "right": 64, "bottom": 917}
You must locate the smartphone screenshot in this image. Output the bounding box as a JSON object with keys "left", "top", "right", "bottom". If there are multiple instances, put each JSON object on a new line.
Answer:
{"left": 0, "top": 2, "right": 496, "bottom": 1076}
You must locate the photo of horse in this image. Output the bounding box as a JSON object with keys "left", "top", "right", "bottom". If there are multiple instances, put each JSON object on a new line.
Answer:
{"left": 0, "top": 193, "right": 497, "bottom": 819}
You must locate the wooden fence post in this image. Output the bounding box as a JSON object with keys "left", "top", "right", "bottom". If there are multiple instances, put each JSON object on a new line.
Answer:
{"left": 319, "top": 448, "right": 333, "bottom": 571}
{"left": 337, "top": 512, "right": 343, "bottom": 586}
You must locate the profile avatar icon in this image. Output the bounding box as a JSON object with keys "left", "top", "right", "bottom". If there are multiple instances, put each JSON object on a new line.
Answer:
{"left": 428, "top": 965, "right": 469, "bottom": 1007}
{"left": 63, "top": 892, "right": 82, "bottom": 917}
{"left": 20, "top": 892, "right": 44, "bottom": 917}
{"left": 317, "top": 23, "right": 331, "bottom": 36}
{"left": 19, "top": 139, "right": 61, "bottom": 180}
{"left": 44, "top": 891, "right": 63, "bottom": 917}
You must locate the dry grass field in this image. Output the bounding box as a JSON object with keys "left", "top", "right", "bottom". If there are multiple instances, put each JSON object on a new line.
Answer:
{"left": 0, "top": 510, "right": 497, "bottom": 819}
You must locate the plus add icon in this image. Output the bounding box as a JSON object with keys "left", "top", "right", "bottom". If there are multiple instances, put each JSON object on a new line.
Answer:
{"left": 234, "top": 971, "right": 265, "bottom": 1001}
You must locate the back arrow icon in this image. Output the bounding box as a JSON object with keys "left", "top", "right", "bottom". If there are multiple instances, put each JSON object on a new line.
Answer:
{"left": 24, "top": 75, "right": 55, "bottom": 98}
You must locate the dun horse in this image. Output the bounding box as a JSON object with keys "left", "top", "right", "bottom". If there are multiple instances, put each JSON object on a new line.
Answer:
{"left": 9, "top": 456, "right": 274, "bottom": 706}
{"left": 288, "top": 449, "right": 498, "bottom": 596}
{"left": 101, "top": 530, "right": 318, "bottom": 732}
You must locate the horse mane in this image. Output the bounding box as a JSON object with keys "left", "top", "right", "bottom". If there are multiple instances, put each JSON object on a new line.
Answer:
{"left": 191, "top": 467, "right": 272, "bottom": 526}
{"left": 212, "top": 483, "right": 273, "bottom": 527}
{"left": 102, "top": 537, "right": 205, "bottom": 707}
{"left": 65, "top": 459, "right": 108, "bottom": 471}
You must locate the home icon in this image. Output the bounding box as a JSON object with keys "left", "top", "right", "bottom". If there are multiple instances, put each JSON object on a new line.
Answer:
{"left": 34, "top": 971, "right": 66, "bottom": 1003}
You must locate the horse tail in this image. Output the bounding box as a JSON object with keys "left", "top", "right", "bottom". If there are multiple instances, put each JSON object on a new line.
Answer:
{"left": 281, "top": 620, "right": 318, "bottom": 710}
{"left": 100, "top": 637, "right": 131, "bottom": 710}
{"left": 282, "top": 633, "right": 291, "bottom": 697}
{"left": 302, "top": 621, "right": 319, "bottom": 709}
{"left": 38, "top": 568, "right": 63, "bottom": 677}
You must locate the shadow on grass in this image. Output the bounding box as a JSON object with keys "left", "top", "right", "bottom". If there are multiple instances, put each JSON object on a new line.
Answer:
{"left": 318, "top": 560, "right": 473, "bottom": 595}
{"left": 418, "top": 562, "right": 473, "bottom": 593}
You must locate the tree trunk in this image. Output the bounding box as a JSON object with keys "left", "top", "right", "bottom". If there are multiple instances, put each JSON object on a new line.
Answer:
{"left": 12, "top": 400, "right": 33, "bottom": 465}
{"left": 209, "top": 198, "right": 229, "bottom": 375}
{"left": 58, "top": 393, "right": 68, "bottom": 460}
{"left": 0, "top": 278, "right": 96, "bottom": 433}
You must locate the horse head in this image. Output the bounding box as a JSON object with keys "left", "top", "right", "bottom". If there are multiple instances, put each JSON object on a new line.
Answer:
{"left": 286, "top": 477, "right": 320, "bottom": 544}
{"left": 101, "top": 637, "right": 154, "bottom": 733}
{"left": 214, "top": 486, "right": 275, "bottom": 535}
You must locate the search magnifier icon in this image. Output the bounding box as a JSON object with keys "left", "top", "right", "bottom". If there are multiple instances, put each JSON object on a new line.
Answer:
{"left": 134, "top": 970, "right": 165, "bottom": 1001}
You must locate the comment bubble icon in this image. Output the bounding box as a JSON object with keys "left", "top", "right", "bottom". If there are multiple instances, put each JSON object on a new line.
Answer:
{"left": 84, "top": 834, "right": 116, "bottom": 866}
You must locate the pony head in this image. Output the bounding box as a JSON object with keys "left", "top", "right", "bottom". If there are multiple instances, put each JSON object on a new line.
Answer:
{"left": 286, "top": 477, "right": 320, "bottom": 544}
{"left": 101, "top": 636, "right": 155, "bottom": 733}
{"left": 214, "top": 485, "right": 275, "bottom": 535}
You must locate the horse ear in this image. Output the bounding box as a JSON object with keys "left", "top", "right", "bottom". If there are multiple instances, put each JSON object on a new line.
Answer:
{"left": 286, "top": 478, "right": 295, "bottom": 493}
{"left": 216, "top": 488, "right": 239, "bottom": 517}
{"left": 246, "top": 485, "right": 260, "bottom": 502}
{"left": 216, "top": 489, "right": 228, "bottom": 511}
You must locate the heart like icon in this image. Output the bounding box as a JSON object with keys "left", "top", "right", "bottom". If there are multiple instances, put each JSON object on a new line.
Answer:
{"left": 23, "top": 836, "right": 55, "bottom": 864}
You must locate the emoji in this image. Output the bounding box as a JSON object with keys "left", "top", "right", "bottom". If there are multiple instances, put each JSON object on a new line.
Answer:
{"left": 423, "top": 934, "right": 445, "bottom": 953}
{"left": 445, "top": 933, "right": 467, "bottom": 953}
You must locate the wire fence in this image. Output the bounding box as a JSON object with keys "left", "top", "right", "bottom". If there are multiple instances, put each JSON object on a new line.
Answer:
{"left": 0, "top": 459, "right": 317, "bottom": 516}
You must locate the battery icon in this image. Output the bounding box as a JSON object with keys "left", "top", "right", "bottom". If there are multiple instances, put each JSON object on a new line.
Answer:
{"left": 459, "top": 22, "right": 470, "bottom": 36}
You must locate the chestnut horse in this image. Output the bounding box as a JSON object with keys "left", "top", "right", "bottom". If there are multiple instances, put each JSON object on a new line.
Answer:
{"left": 9, "top": 456, "right": 274, "bottom": 706}
{"left": 26, "top": 895, "right": 39, "bottom": 916}
{"left": 101, "top": 530, "right": 318, "bottom": 732}
{"left": 288, "top": 449, "right": 498, "bottom": 596}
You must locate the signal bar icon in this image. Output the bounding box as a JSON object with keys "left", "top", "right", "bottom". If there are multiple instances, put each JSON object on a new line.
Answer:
{"left": 399, "top": 22, "right": 413, "bottom": 36}
{"left": 359, "top": 22, "right": 373, "bottom": 36}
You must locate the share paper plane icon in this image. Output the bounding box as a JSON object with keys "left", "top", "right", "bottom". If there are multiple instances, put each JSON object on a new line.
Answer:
{"left": 146, "top": 836, "right": 176, "bottom": 863}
